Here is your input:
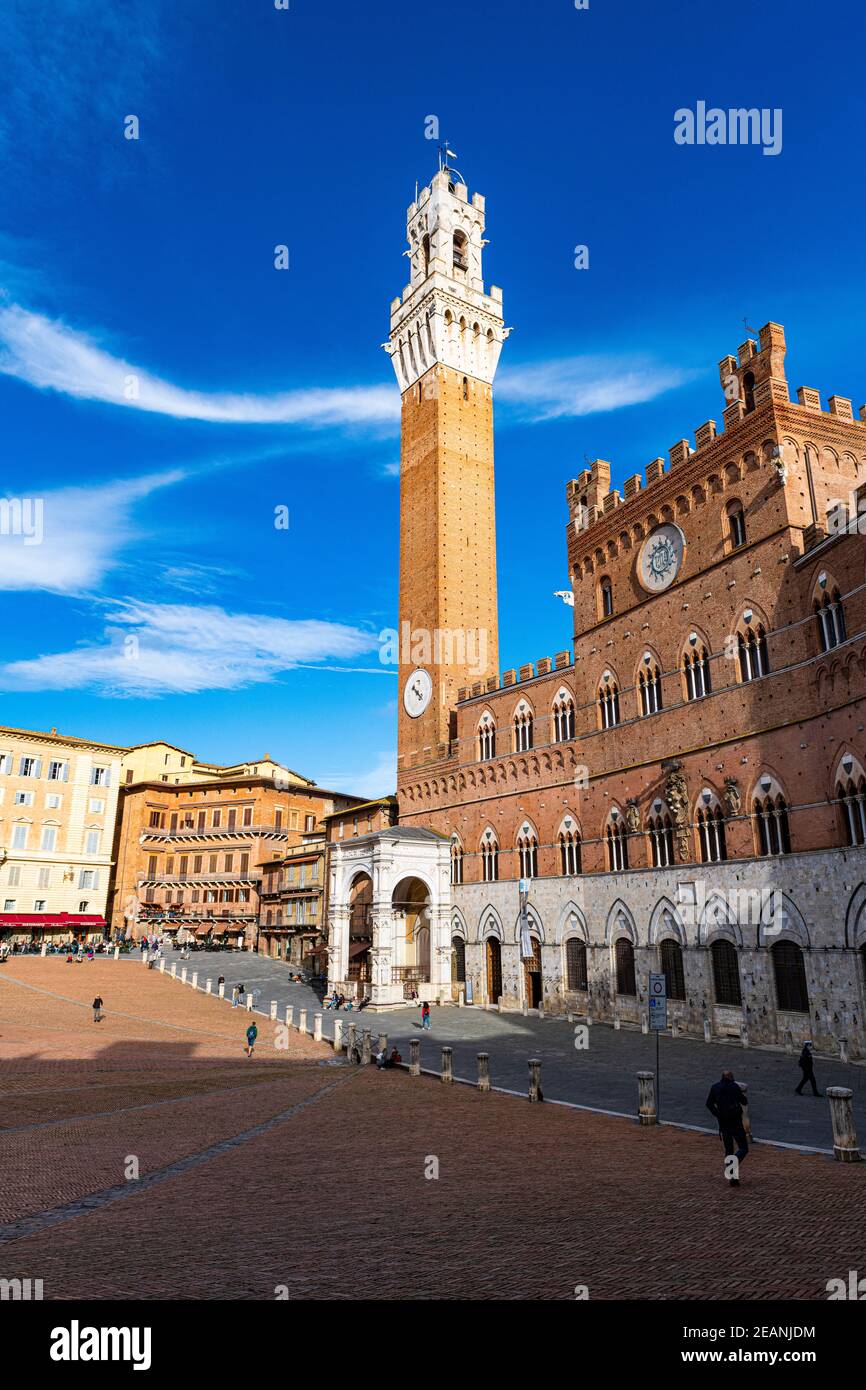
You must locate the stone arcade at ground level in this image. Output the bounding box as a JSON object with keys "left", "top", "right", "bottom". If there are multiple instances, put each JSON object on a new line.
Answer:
{"left": 449, "top": 847, "right": 866, "bottom": 1056}
{"left": 326, "top": 826, "right": 452, "bottom": 1008}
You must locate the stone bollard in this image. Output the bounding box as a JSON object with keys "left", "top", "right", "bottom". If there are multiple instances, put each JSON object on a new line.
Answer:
{"left": 839, "top": 1037, "right": 849, "bottom": 1064}
{"left": 205, "top": 978, "right": 212, "bottom": 994}
{"left": 739, "top": 1082, "right": 752, "bottom": 1139}
{"left": 314, "top": 1013, "right": 323, "bottom": 1042}
{"left": 785, "top": 1029, "right": 794, "bottom": 1054}
{"left": 641, "top": 1014, "right": 649, "bottom": 1035}
{"left": 538, "top": 1000, "right": 545, "bottom": 1019}
{"left": 180, "top": 967, "right": 187, "bottom": 984}
{"left": 191, "top": 971, "right": 198, "bottom": 990}
{"left": 740, "top": 1023, "right": 749, "bottom": 1048}
{"left": 409, "top": 1037, "right": 420, "bottom": 1076}
{"left": 170, "top": 962, "right": 177, "bottom": 978}
{"left": 246, "top": 993, "right": 253, "bottom": 1012}
{"left": 827, "top": 1087, "right": 861, "bottom": 1163}
{"left": 41, "top": 942, "right": 48, "bottom": 958}
{"left": 477, "top": 1052, "right": 491, "bottom": 1092}
{"left": 671, "top": 1017, "right": 680, "bottom": 1038}
{"left": 378, "top": 1032, "right": 388, "bottom": 1053}
{"left": 114, "top": 946, "right": 120, "bottom": 961}
{"left": 522, "top": 1001, "right": 529, "bottom": 1017}
{"left": 143, "top": 950, "right": 149, "bottom": 965}
{"left": 441, "top": 1046, "right": 453, "bottom": 1084}
{"left": 299, "top": 1008, "right": 307, "bottom": 1034}
{"left": 333, "top": 1018, "right": 344, "bottom": 1053}
{"left": 703, "top": 1019, "right": 711, "bottom": 1042}
{"left": 361, "top": 1030, "right": 372, "bottom": 1066}
{"left": 217, "top": 980, "right": 224, "bottom": 998}
{"left": 528, "top": 1058, "right": 542, "bottom": 1103}
{"left": 347, "top": 1023, "right": 357, "bottom": 1061}
{"left": 458, "top": 990, "right": 464, "bottom": 1008}
{"left": 637, "top": 1070, "right": 657, "bottom": 1126}
{"left": 614, "top": 1016, "right": 621, "bottom": 1031}
{"left": 285, "top": 1004, "right": 294, "bottom": 1028}
{"left": 586, "top": 1013, "right": 593, "bottom": 1026}
{"left": 270, "top": 1000, "right": 278, "bottom": 1021}
{"left": 566, "top": 1009, "right": 574, "bottom": 1024}
{"left": 159, "top": 959, "right": 166, "bottom": 974}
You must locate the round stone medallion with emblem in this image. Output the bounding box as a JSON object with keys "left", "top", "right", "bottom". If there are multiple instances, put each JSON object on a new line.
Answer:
{"left": 637, "top": 523, "right": 685, "bottom": 593}
{"left": 403, "top": 667, "right": 432, "bottom": 718}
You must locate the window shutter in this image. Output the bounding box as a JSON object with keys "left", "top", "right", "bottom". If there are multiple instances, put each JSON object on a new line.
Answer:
{"left": 33, "top": 758, "right": 42, "bottom": 778}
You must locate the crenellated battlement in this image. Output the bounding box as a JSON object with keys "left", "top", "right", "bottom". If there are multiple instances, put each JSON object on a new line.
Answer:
{"left": 567, "top": 320, "right": 865, "bottom": 542}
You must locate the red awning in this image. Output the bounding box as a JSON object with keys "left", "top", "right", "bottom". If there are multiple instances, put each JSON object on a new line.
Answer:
{"left": 0, "top": 913, "right": 105, "bottom": 928}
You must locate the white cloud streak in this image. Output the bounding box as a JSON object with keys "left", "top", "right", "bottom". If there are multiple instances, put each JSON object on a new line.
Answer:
{"left": 0, "top": 303, "right": 399, "bottom": 427}
{"left": 0, "top": 600, "right": 381, "bottom": 697}
{"left": 496, "top": 355, "right": 700, "bottom": 421}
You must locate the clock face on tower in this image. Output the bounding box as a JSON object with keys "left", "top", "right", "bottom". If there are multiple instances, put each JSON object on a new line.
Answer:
{"left": 638, "top": 523, "right": 685, "bottom": 593}
{"left": 403, "top": 668, "right": 432, "bottom": 718}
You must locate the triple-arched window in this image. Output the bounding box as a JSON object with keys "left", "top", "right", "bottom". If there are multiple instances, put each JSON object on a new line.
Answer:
{"left": 837, "top": 773, "right": 866, "bottom": 846}
{"left": 517, "top": 825, "right": 538, "bottom": 879}
{"left": 738, "top": 622, "right": 770, "bottom": 681}
{"left": 552, "top": 690, "right": 575, "bottom": 742}
{"left": 638, "top": 656, "right": 663, "bottom": 716}
{"left": 559, "top": 823, "right": 582, "bottom": 875}
{"left": 815, "top": 584, "right": 846, "bottom": 652}
{"left": 513, "top": 704, "right": 533, "bottom": 752}
{"left": 697, "top": 793, "right": 727, "bottom": 864}
{"left": 598, "top": 675, "right": 621, "bottom": 730}
{"left": 754, "top": 785, "right": 791, "bottom": 855}
{"left": 480, "top": 832, "right": 499, "bottom": 882}
{"left": 606, "top": 814, "right": 629, "bottom": 871}
{"left": 450, "top": 837, "right": 464, "bottom": 885}
{"left": 478, "top": 713, "right": 496, "bottom": 761}
{"left": 648, "top": 810, "right": 675, "bottom": 867}
{"left": 683, "top": 641, "right": 712, "bottom": 700}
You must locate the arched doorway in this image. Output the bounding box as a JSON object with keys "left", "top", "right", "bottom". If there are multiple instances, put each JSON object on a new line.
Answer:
{"left": 348, "top": 872, "right": 373, "bottom": 986}
{"left": 523, "top": 935, "right": 542, "bottom": 1008}
{"left": 392, "top": 876, "right": 431, "bottom": 998}
{"left": 451, "top": 934, "right": 466, "bottom": 1000}
{"left": 485, "top": 936, "right": 502, "bottom": 1003}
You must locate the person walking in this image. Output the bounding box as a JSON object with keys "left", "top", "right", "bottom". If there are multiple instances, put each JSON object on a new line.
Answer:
{"left": 795, "top": 1041, "right": 822, "bottom": 1096}
{"left": 706, "top": 1069, "right": 749, "bottom": 1185}
{"left": 421, "top": 1000, "right": 431, "bottom": 1030}
{"left": 92, "top": 995, "right": 104, "bottom": 1023}
{"left": 245, "top": 1020, "right": 258, "bottom": 1058}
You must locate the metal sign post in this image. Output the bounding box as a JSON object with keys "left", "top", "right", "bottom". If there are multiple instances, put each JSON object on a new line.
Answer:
{"left": 649, "top": 971, "right": 668, "bottom": 1117}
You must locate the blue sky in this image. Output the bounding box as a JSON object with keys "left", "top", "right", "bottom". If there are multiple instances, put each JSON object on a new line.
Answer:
{"left": 1, "top": 0, "right": 864, "bottom": 796}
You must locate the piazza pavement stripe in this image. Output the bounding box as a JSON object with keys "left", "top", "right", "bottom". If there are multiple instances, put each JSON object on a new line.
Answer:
{"left": 0, "top": 1069, "right": 360, "bottom": 1247}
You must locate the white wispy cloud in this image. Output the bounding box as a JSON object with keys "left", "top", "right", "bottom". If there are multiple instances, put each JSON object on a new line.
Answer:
{"left": 0, "top": 303, "right": 399, "bottom": 427}
{"left": 496, "top": 355, "right": 700, "bottom": 421}
{"left": 0, "top": 600, "right": 381, "bottom": 697}
{"left": 0, "top": 469, "right": 186, "bottom": 595}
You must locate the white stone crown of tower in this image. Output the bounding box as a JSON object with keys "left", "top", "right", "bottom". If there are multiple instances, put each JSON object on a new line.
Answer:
{"left": 384, "top": 167, "right": 508, "bottom": 392}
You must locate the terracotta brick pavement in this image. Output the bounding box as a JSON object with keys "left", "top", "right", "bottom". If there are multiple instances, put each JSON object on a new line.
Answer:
{"left": 1, "top": 960, "right": 864, "bottom": 1300}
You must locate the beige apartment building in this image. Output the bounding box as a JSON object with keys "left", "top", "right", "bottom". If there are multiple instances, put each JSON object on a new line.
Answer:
{"left": 0, "top": 726, "right": 125, "bottom": 944}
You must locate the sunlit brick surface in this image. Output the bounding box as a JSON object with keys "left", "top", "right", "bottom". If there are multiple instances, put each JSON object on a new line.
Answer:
{"left": 1, "top": 960, "right": 864, "bottom": 1300}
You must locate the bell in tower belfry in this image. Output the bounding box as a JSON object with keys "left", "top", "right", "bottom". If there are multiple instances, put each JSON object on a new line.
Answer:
{"left": 384, "top": 160, "right": 508, "bottom": 775}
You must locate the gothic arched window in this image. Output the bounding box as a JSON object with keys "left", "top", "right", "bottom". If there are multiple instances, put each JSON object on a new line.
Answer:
{"left": 683, "top": 641, "right": 712, "bottom": 700}
{"left": 837, "top": 774, "right": 866, "bottom": 846}
{"left": 478, "top": 713, "right": 496, "bottom": 762}
{"left": 639, "top": 657, "right": 663, "bottom": 716}
{"left": 606, "top": 814, "right": 629, "bottom": 871}
{"left": 711, "top": 939, "right": 742, "bottom": 1007}
{"left": 553, "top": 690, "right": 575, "bottom": 743}
{"left": 738, "top": 622, "right": 770, "bottom": 681}
{"left": 480, "top": 832, "right": 499, "bottom": 883}
{"left": 513, "top": 705, "right": 533, "bottom": 752}
{"left": 648, "top": 811, "right": 675, "bottom": 867}
{"left": 517, "top": 826, "right": 538, "bottom": 879}
{"left": 815, "top": 586, "right": 846, "bottom": 652}
{"left": 600, "top": 577, "right": 614, "bottom": 619}
{"left": 566, "top": 938, "right": 588, "bottom": 991}
{"left": 697, "top": 793, "right": 727, "bottom": 864}
{"left": 559, "top": 823, "right": 581, "bottom": 875}
{"left": 727, "top": 501, "right": 747, "bottom": 549}
{"left": 598, "top": 675, "right": 620, "bottom": 730}
{"left": 615, "top": 938, "right": 636, "bottom": 996}
{"left": 772, "top": 940, "right": 809, "bottom": 1013}
{"left": 451, "top": 934, "right": 466, "bottom": 983}
{"left": 660, "top": 939, "right": 685, "bottom": 1001}
{"left": 754, "top": 787, "right": 791, "bottom": 855}
{"left": 450, "top": 837, "right": 464, "bottom": 885}
{"left": 453, "top": 230, "right": 468, "bottom": 273}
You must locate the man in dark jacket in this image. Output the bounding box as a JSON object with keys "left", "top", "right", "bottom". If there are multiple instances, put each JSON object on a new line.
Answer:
{"left": 706, "top": 1070, "right": 749, "bottom": 1184}
{"left": 795, "top": 1041, "right": 822, "bottom": 1096}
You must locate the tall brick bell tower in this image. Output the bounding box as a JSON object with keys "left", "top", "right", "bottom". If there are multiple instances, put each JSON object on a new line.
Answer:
{"left": 385, "top": 160, "right": 508, "bottom": 775}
